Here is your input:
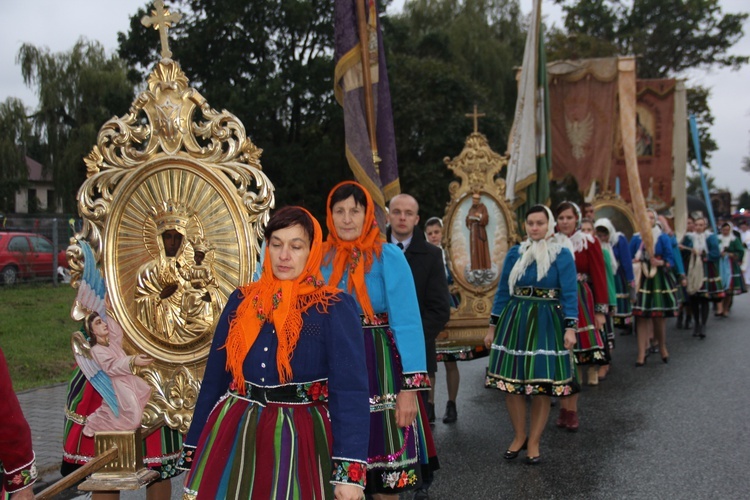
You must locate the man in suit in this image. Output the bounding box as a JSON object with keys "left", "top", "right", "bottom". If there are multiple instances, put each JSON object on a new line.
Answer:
{"left": 387, "top": 194, "right": 450, "bottom": 500}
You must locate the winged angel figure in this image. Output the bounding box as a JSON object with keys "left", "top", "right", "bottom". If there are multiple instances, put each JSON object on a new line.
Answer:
{"left": 71, "top": 241, "right": 154, "bottom": 437}
{"left": 565, "top": 112, "right": 594, "bottom": 160}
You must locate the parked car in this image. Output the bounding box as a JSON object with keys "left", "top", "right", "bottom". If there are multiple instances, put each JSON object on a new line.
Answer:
{"left": 0, "top": 232, "right": 68, "bottom": 285}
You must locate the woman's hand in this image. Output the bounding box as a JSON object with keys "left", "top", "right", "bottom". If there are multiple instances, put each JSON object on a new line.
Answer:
{"left": 594, "top": 312, "right": 606, "bottom": 332}
{"left": 563, "top": 329, "right": 577, "bottom": 350}
{"left": 650, "top": 256, "right": 663, "bottom": 267}
{"left": 395, "top": 390, "right": 418, "bottom": 428}
{"left": 334, "top": 484, "right": 364, "bottom": 500}
{"left": 133, "top": 354, "right": 154, "bottom": 367}
{"left": 484, "top": 325, "right": 495, "bottom": 349}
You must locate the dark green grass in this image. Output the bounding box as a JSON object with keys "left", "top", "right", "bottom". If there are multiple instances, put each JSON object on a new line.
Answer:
{"left": 0, "top": 283, "right": 80, "bottom": 391}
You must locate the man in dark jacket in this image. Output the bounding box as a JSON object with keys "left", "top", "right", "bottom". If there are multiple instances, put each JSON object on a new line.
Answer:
{"left": 387, "top": 193, "right": 450, "bottom": 500}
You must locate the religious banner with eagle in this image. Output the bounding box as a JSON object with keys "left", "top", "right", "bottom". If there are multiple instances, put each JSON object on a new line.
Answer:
{"left": 547, "top": 57, "right": 619, "bottom": 194}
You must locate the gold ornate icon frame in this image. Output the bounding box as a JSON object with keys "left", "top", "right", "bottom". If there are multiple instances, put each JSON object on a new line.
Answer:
{"left": 67, "top": 59, "right": 274, "bottom": 433}
{"left": 440, "top": 131, "right": 518, "bottom": 346}
{"left": 592, "top": 191, "right": 637, "bottom": 240}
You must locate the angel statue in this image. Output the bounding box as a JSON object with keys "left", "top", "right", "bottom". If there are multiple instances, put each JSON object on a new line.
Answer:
{"left": 135, "top": 200, "right": 199, "bottom": 344}
{"left": 74, "top": 311, "right": 153, "bottom": 437}
{"left": 62, "top": 240, "right": 183, "bottom": 487}
{"left": 178, "top": 236, "right": 224, "bottom": 335}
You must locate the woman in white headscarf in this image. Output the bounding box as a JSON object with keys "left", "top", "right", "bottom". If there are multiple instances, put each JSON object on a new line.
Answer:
{"left": 552, "top": 201, "right": 609, "bottom": 432}
{"left": 629, "top": 209, "right": 679, "bottom": 363}
{"left": 717, "top": 221, "right": 746, "bottom": 316}
{"left": 484, "top": 205, "right": 578, "bottom": 465}
{"left": 681, "top": 214, "right": 723, "bottom": 338}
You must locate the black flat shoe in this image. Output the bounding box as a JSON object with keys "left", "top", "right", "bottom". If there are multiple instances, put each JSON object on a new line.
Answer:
{"left": 662, "top": 356, "right": 669, "bottom": 364}
{"left": 525, "top": 455, "right": 542, "bottom": 465}
{"left": 503, "top": 438, "right": 528, "bottom": 460}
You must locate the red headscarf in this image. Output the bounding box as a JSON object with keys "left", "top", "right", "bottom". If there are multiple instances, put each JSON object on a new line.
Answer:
{"left": 224, "top": 207, "right": 340, "bottom": 391}
{"left": 322, "top": 181, "right": 384, "bottom": 321}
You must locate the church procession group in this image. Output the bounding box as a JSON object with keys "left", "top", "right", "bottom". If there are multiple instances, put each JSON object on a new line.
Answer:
{"left": 2, "top": 1, "right": 746, "bottom": 500}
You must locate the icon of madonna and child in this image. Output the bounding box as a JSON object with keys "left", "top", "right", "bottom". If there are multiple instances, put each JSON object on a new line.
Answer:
{"left": 134, "top": 200, "right": 224, "bottom": 345}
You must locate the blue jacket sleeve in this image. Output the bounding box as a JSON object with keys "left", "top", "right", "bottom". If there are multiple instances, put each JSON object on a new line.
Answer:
{"left": 182, "top": 289, "right": 241, "bottom": 449}
{"left": 325, "top": 294, "right": 370, "bottom": 467}
{"left": 381, "top": 244, "right": 428, "bottom": 377}
{"left": 490, "top": 246, "right": 519, "bottom": 324}
{"left": 616, "top": 237, "right": 634, "bottom": 282}
{"left": 556, "top": 248, "right": 579, "bottom": 323}
{"left": 656, "top": 234, "right": 675, "bottom": 268}
{"left": 629, "top": 234, "right": 642, "bottom": 259}
{"left": 669, "top": 235, "right": 685, "bottom": 274}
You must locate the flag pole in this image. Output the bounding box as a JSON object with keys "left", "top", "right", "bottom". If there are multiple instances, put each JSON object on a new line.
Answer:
{"left": 355, "top": 0, "right": 381, "bottom": 173}
{"left": 689, "top": 114, "right": 717, "bottom": 233}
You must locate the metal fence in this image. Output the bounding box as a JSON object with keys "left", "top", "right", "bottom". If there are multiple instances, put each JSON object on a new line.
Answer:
{"left": 0, "top": 214, "right": 79, "bottom": 285}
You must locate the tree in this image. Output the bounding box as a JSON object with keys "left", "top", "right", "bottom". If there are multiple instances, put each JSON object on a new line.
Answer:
{"left": 118, "top": 0, "right": 344, "bottom": 223}
{"left": 686, "top": 171, "right": 716, "bottom": 198}
{"left": 17, "top": 39, "right": 135, "bottom": 212}
{"left": 117, "top": 0, "right": 527, "bottom": 222}
{"left": 548, "top": 0, "right": 749, "bottom": 168}
{"left": 737, "top": 190, "right": 750, "bottom": 210}
{"left": 0, "top": 98, "right": 32, "bottom": 213}
{"left": 383, "top": 0, "right": 526, "bottom": 218}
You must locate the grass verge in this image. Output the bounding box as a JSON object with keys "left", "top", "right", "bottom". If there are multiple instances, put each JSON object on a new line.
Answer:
{"left": 0, "top": 283, "right": 79, "bottom": 391}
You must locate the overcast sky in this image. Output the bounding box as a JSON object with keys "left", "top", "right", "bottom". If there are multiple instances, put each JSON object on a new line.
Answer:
{"left": 1, "top": 0, "right": 748, "bottom": 195}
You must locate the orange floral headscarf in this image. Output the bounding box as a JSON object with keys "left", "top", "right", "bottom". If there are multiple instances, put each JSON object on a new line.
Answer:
{"left": 322, "top": 181, "right": 384, "bottom": 321}
{"left": 224, "top": 207, "right": 340, "bottom": 391}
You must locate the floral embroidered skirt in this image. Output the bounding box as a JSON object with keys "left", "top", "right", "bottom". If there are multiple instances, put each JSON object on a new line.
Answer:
{"left": 61, "top": 368, "right": 182, "bottom": 479}
{"left": 485, "top": 295, "right": 579, "bottom": 397}
{"left": 633, "top": 264, "right": 679, "bottom": 317}
{"left": 573, "top": 281, "right": 608, "bottom": 365}
{"left": 182, "top": 388, "right": 356, "bottom": 499}
{"left": 362, "top": 314, "right": 436, "bottom": 494}
{"left": 435, "top": 343, "right": 489, "bottom": 363}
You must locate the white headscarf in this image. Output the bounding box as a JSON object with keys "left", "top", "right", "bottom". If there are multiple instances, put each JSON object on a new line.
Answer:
{"left": 508, "top": 205, "right": 566, "bottom": 292}
{"left": 595, "top": 218, "right": 619, "bottom": 274}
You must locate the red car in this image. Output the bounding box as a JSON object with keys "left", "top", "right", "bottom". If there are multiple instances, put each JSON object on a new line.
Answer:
{"left": 0, "top": 232, "right": 68, "bottom": 285}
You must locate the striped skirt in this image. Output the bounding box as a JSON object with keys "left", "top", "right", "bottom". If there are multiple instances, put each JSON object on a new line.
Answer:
{"left": 62, "top": 368, "right": 182, "bottom": 479}
{"left": 485, "top": 295, "right": 579, "bottom": 397}
{"left": 183, "top": 391, "right": 336, "bottom": 499}
{"left": 362, "top": 314, "right": 434, "bottom": 494}
{"left": 573, "top": 281, "right": 608, "bottom": 366}
{"left": 633, "top": 264, "right": 679, "bottom": 317}
{"left": 613, "top": 272, "right": 633, "bottom": 327}
{"left": 695, "top": 260, "right": 725, "bottom": 301}
{"left": 727, "top": 257, "right": 747, "bottom": 295}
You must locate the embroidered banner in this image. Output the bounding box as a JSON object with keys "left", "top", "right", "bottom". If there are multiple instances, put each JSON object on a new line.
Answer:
{"left": 610, "top": 79, "right": 676, "bottom": 209}
{"left": 547, "top": 57, "right": 619, "bottom": 193}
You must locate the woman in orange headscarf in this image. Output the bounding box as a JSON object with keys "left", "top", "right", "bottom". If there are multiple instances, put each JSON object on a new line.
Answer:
{"left": 178, "top": 206, "right": 370, "bottom": 500}
{"left": 321, "top": 182, "right": 434, "bottom": 499}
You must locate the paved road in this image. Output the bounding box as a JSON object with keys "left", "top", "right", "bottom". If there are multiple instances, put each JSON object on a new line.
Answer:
{"left": 21, "top": 295, "right": 750, "bottom": 499}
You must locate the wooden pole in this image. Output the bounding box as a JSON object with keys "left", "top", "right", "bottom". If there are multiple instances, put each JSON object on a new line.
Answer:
{"left": 35, "top": 447, "right": 119, "bottom": 500}
{"left": 355, "top": 0, "right": 381, "bottom": 172}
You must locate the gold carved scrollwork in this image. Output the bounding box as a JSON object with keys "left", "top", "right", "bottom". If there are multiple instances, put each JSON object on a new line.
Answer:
{"left": 439, "top": 131, "right": 517, "bottom": 346}
{"left": 69, "top": 58, "right": 275, "bottom": 431}
{"left": 141, "top": 366, "right": 200, "bottom": 434}
{"left": 592, "top": 191, "right": 637, "bottom": 240}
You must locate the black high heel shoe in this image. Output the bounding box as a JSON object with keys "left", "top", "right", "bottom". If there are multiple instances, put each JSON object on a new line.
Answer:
{"left": 525, "top": 455, "right": 542, "bottom": 465}
{"left": 635, "top": 356, "right": 647, "bottom": 367}
{"left": 503, "top": 438, "right": 528, "bottom": 460}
